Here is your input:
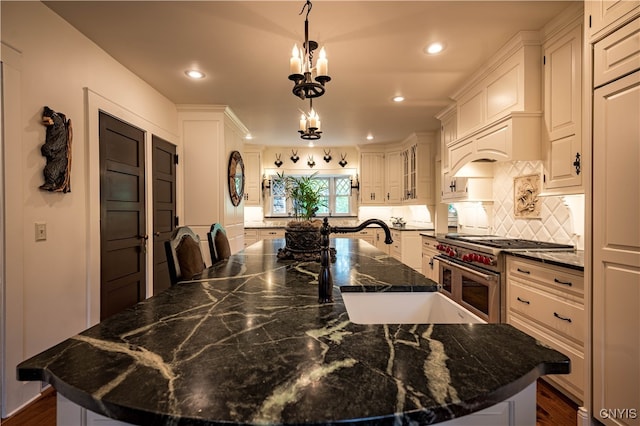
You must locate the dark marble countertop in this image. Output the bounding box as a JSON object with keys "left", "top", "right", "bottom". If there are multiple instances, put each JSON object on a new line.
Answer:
{"left": 505, "top": 250, "right": 585, "bottom": 272}
{"left": 17, "top": 239, "right": 569, "bottom": 425}
{"left": 245, "top": 223, "right": 434, "bottom": 232}
{"left": 390, "top": 225, "right": 434, "bottom": 231}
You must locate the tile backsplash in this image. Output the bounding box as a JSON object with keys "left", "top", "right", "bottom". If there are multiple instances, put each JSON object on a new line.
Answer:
{"left": 453, "top": 161, "right": 584, "bottom": 249}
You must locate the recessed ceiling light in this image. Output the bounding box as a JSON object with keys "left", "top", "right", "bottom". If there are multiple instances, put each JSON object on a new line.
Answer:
{"left": 366, "top": 135, "right": 374, "bottom": 141}
{"left": 425, "top": 42, "right": 444, "bottom": 55}
{"left": 245, "top": 134, "right": 253, "bottom": 140}
{"left": 185, "top": 70, "right": 205, "bottom": 79}
{"left": 392, "top": 96, "right": 405, "bottom": 103}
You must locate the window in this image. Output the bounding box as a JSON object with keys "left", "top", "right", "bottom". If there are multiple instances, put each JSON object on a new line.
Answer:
{"left": 270, "top": 174, "right": 354, "bottom": 217}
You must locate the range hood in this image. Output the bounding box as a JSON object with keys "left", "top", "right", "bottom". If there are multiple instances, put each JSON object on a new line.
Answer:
{"left": 443, "top": 31, "right": 543, "bottom": 177}
{"left": 448, "top": 112, "right": 542, "bottom": 176}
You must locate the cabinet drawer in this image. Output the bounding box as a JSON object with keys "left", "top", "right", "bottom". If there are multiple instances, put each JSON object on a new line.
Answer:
{"left": 509, "top": 314, "right": 584, "bottom": 403}
{"left": 509, "top": 281, "right": 584, "bottom": 344}
{"left": 244, "top": 229, "right": 258, "bottom": 237}
{"left": 594, "top": 16, "right": 640, "bottom": 87}
{"left": 507, "top": 257, "right": 584, "bottom": 296}
{"left": 259, "top": 229, "right": 284, "bottom": 239}
{"left": 421, "top": 236, "right": 438, "bottom": 251}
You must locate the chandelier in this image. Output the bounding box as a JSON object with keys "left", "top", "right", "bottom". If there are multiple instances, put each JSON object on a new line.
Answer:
{"left": 298, "top": 100, "right": 322, "bottom": 140}
{"left": 288, "top": 0, "right": 330, "bottom": 100}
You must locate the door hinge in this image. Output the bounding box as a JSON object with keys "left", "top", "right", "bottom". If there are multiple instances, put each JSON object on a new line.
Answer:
{"left": 543, "top": 55, "right": 546, "bottom": 65}
{"left": 589, "top": 15, "right": 592, "bottom": 28}
{"left": 543, "top": 174, "right": 546, "bottom": 183}
{"left": 174, "top": 216, "right": 179, "bottom": 227}
{"left": 174, "top": 154, "right": 179, "bottom": 165}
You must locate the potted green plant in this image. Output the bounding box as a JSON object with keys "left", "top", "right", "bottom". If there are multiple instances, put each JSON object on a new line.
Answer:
{"left": 273, "top": 172, "right": 328, "bottom": 260}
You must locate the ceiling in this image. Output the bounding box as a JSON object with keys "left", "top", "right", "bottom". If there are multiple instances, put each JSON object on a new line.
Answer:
{"left": 44, "top": 1, "right": 574, "bottom": 147}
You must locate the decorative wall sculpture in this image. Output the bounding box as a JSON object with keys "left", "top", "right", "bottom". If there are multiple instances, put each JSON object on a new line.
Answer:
{"left": 338, "top": 153, "right": 348, "bottom": 167}
{"left": 514, "top": 174, "right": 541, "bottom": 218}
{"left": 39, "top": 106, "right": 72, "bottom": 193}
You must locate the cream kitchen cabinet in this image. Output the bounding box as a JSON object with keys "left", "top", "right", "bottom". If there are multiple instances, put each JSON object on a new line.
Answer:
{"left": 244, "top": 229, "right": 258, "bottom": 247}
{"left": 244, "top": 228, "right": 285, "bottom": 248}
{"left": 441, "top": 172, "right": 493, "bottom": 203}
{"left": 400, "top": 133, "right": 436, "bottom": 205}
{"left": 340, "top": 229, "right": 376, "bottom": 246}
{"left": 385, "top": 150, "right": 402, "bottom": 204}
{"left": 506, "top": 256, "right": 585, "bottom": 403}
{"left": 592, "top": 15, "right": 640, "bottom": 426}
{"left": 389, "top": 230, "right": 422, "bottom": 272}
{"left": 243, "top": 150, "right": 262, "bottom": 206}
{"left": 588, "top": 0, "right": 640, "bottom": 42}
{"left": 360, "top": 133, "right": 435, "bottom": 206}
{"left": 441, "top": 172, "right": 469, "bottom": 201}
{"left": 373, "top": 229, "right": 391, "bottom": 255}
{"left": 359, "top": 152, "right": 385, "bottom": 204}
{"left": 436, "top": 106, "right": 457, "bottom": 173}
{"left": 541, "top": 19, "right": 584, "bottom": 195}
{"left": 452, "top": 31, "right": 542, "bottom": 138}
{"left": 421, "top": 235, "right": 440, "bottom": 283}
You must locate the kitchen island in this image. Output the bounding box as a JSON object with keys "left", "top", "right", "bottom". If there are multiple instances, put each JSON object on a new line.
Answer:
{"left": 17, "top": 238, "right": 569, "bottom": 425}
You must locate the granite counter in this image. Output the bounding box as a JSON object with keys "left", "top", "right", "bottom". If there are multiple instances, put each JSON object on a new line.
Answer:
{"left": 505, "top": 250, "right": 585, "bottom": 271}
{"left": 17, "top": 239, "right": 569, "bottom": 425}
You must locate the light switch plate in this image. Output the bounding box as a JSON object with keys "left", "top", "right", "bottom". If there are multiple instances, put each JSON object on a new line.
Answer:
{"left": 35, "top": 222, "right": 46, "bottom": 241}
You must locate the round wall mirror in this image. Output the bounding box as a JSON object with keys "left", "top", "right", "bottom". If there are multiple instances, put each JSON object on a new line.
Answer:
{"left": 228, "top": 151, "right": 245, "bottom": 206}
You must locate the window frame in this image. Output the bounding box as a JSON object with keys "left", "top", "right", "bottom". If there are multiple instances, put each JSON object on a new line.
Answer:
{"left": 267, "top": 173, "right": 356, "bottom": 218}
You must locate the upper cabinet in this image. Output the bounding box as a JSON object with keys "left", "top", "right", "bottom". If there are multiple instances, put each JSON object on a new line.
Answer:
{"left": 588, "top": 0, "right": 640, "bottom": 42}
{"left": 443, "top": 31, "right": 543, "bottom": 176}
{"left": 359, "top": 133, "right": 436, "bottom": 206}
{"left": 437, "top": 106, "right": 457, "bottom": 172}
{"left": 385, "top": 150, "right": 402, "bottom": 204}
{"left": 541, "top": 14, "right": 584, "bottom": 195}
{"left": 402, "top": 133, "right": 436, "bottom": 205}
{"left": 243, "top": 148, "right": 262, "bottom": 206}
{"left": 359, "top": 151, "right": 386, "bottom": 204}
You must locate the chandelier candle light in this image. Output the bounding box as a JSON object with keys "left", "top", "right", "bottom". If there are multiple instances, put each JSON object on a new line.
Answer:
{"left": 299, "top": 100, "right": 322, "bottom": 140}
{"left": 288, "top": 0, "right": 331, "bottom": 100}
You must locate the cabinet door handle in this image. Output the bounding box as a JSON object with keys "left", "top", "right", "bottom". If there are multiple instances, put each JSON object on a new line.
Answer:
{"left": 573, "top": 152, "right": 581, "bottom": 175}
{"left": 553, "top": 312, "right": 572, "bottom": 323}
{"left": 554, "top": 278, "right": 573, "bottom": 286}
{"left": 516, "top": 268, "right": 531, "bottom": 274}
{"left": 516, "top": 296, "right": 530, "bottom": 305}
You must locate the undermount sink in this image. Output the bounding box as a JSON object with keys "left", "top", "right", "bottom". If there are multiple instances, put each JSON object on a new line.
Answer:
{"left": 341, "top": 291, "right": 486, "bottom": 324}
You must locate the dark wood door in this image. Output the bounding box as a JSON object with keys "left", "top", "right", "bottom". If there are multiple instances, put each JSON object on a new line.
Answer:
{"left": 152, "top": 135, "right": 177, "bottom": 295}
{"left": 99, "top": 112, "right": 146, "bottom": 321}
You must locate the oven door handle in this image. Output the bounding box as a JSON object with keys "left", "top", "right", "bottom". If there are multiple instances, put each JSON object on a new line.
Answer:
{"left": 435, "top": 255, "right": 499, "bottom": 282}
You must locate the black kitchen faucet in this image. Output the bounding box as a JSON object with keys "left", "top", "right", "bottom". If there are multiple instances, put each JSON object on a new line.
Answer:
{"left": 318, "top": 217, "right": 393, "bottom": 303}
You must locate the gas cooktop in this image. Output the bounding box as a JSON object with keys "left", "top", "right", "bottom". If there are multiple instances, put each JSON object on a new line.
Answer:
{"left": 443, "top": 234, "right": 575, "bottom": 251}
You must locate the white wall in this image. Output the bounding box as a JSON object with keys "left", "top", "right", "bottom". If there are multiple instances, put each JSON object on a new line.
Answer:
{"left": 1, "top": 2, "right": 179, "bottom": 416}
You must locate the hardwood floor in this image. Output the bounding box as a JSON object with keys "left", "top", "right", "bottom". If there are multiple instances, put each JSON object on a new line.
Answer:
{"left": 2, "top": 379, "right": 577, "bottom": 425}
{"left": 2, "top": 386, "right": 56, "bottom": 426}
{"left": 536, "top": 379, "right": 579, "bottom": 426}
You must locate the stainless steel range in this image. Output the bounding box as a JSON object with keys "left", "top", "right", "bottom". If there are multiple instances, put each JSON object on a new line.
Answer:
{"left": 434, "top": 234, "right": 575, "bottom": 323}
